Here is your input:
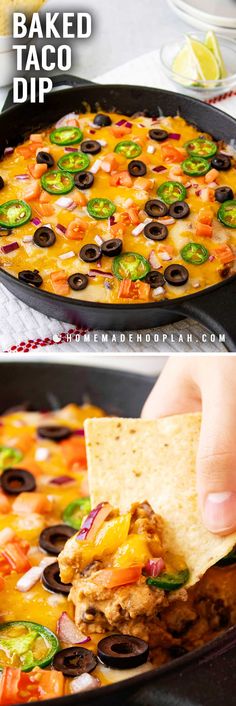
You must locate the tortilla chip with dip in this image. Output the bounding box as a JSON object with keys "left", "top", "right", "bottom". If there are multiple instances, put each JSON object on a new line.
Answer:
{"left": 84, "top": 413, "right": 236, "bottom": 587}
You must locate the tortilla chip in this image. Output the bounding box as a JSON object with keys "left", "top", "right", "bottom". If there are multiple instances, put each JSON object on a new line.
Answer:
{"left": 85, "top": 413, "right": 236, "bottom": 587}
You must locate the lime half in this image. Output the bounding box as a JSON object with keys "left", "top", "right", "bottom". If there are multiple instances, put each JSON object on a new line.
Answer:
{"left": 172, "top": 44, "right": 199, "bottom": 86}
{"left": 205, "top": 31, "right": 227, "bottom": 79}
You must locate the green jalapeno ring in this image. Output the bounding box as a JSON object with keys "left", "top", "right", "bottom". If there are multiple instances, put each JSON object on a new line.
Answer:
{"left": 87, "top": 198, "right": 116, "bottom": 220}
{"left": 0, "top": 200, "right": 32, "bottom": 229}
{"left": 184, "top": 137, "right": 217, "bottom": 159}
{"left": 181, "top": 242, "right": 209, "bottom": 265}
{"left": 41, "top": 170, "right": 75, "bottom": 195}
{"left": 114, "top": 141, "right": 142, "bottom": 159}
{"left": 146, "top": 568, "right": 189, "bottom": 591}
{"left": 0, "top": 446, "right": 23, "bottom": 471}
{"left": 63, "top": 497, "right": 91, "bottom": 530}
{"left": 157, "top": 181, "right": 187, "bottom": 205}
{"left": 58, "top": 152, "right": 90, "bottom": 174}
{"left": 0, "top": 621, "right": 59, "bottom": 671}
{"left": 217, "top": 200, "right": 236, "bottom": 229}
{"left": 182, "top": 156, "right": 211, "bottom": 176}
{"left": 50, "top": 127, "right": 83, "bottom": 146}
{"left": 113, "top": 252, "right": 151, "bottom": 281}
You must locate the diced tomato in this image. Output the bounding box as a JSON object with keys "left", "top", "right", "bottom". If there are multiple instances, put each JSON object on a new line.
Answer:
{"left": 205, "top": 168, "right": 219, "bottom": 184}
{"left": 133, "top": 177, "right": 154, "bottom": 191}
{"left": 29, "top": 163, "right": 47, "bottom": 179}
{"left": 120, "top": 206, "right": 140, "bottom": 226}
{"left": 1, "top": 543, "right": 31, "bottom": 573}
{"left": 24, "top": 180, "right": 41, "bottom": 202}
{"left": 94, "top": 565, "right": 142, "bottom": 588}
{"left": 50, "top": 270, "right": 70, "bottom": 296}
{"left": 161, "top": 144, "right": 185, "bottom": 163}
{"left": 111, "top": 125, "right": 131, "bottom": 138}
{"left": 17, "top": 146, "right": 32, "bottom": 159}
{"left": 118, "top": 279, "right": 133, "bottom": 298}
{"left": 38, "top": 203, "right": 54, "bottom": 216}
{"left": 65, "top": 219, "right": 87, "bottom": 240}
{"left": 0, "top": 668, "right": 22, "bottom": 704}
{"left": 196, "top": 222, "right": 213, "bottom": 238}
{"left": 110, "top": 170, "right": 132, "bottom": 187}
{"left": 198, "top": 208, "right": 213, "bottom": 226}
{"left": 0, "top": 668, "right": 64, "bottom": 704}
{"left": 135, "top": 281, "right": 151, "bottom": 300}
{"left": 73, "top": 191, "right": 87, "bottom": 207}
{"left": 118, "top": 279, "right": 150, "bottom": 301}
{"left": 38, "top": 670, "right": 65, "bottom": 698}
{"left": 214, "top": 244, "right": 235, "bottom": 264}
{"left": 110, "top": 222, "right": 126, "bottom": 238}
{"left": 60, "top": 436, "right": 87, "bottom": 470}
{"left": 30, "top": 133, "right": 45, "bottom": 143}
{"left": 12, "top": 492, "right": 52, "bottom": 515}
{"left": 101, "top": 153, "right": 119, "bottom": 173}
{"left": 199, "top": 187, "right": 215, "bottom": 203}
{"left": 0, "top": 492, "right": 11, "bottom": 514}
{"left": 39, "top": 190, "right": 50, "bottom": 203}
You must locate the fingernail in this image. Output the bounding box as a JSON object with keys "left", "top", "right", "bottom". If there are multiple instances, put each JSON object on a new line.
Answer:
{"left": 203, "top": 491, "right": 236, "bottom": 532}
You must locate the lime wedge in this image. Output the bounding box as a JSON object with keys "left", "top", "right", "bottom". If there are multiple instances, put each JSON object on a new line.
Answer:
{"left": 172, "top": 45, "right": 199, "bottom": 87}
{"left": 205, "top": 31, "right": 227, "bottom": 79}
{"left": 186, "top": 36, "right": 220, "bottom": 82}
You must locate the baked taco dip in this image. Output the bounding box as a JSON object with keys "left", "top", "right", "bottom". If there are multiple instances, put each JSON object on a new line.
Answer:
{"left": 0, "top": 405, "right": 235, "bottom": 702}
{"left": 0, "top": 111, "right": 236, "bottom": 304}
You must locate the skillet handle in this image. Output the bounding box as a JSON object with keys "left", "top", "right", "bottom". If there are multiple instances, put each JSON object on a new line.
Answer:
{"left": 2, "top": 73, "right": 96, "bottom": 112}
{"left": 168, "top": 278, "right": 236, "bottom": 352}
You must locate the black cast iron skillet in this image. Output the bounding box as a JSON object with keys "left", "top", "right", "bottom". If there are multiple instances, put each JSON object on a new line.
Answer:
{"left": 1, "top": 361, "right": 236, "bottom": 706}
{"left": 1, "top": 75, "right": 236, "bottom": 352}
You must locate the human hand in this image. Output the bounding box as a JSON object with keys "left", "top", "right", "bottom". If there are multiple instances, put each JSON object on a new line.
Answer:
{"left": 142, "top": 357, "right": 236, "bottom": 535}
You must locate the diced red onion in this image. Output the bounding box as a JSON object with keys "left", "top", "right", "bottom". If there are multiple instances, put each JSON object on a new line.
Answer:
{"left": 94, "top": 235, "right": 103, "bottom": 246}
{"left": 138, "top": 123, "right": 145, "bottom": 128}
{"left": 108, "top": 215, "right": 116, "bottom": 226}
{"left": 15, "top": 174, "right": 30, "bottom": 181}
{"left": 145, "top": 557, "right": 165, "bottom": 577}
{"left": 56, "top": 223, "right": 66, "bottom": 235}
{"left": 56, "top": 197, "right": 76, "bottom": 210}
{"left": 16, "top": 566, "right": 43, "bottom": 592}
{"left": 209, "top": 255, "right": 215, "bottom": 262}
{"left": 57, "top": 612, "right": 90, "bottom": 645}
{"left": 149, "top": 250, "right": 160, "bottom": 269}
{"left": 168, "top": 133, "right": 181, "bottom": 140}
{"left": 70, "top": 673, "right": 100, "bottom": 694}
{"left": 116, "top": 119, "right": 126, "bottom": 126}
{"left": 55, "top": 113, "right": 78, "bottom": 128}
{"left": 50, "top": 475, "right": 74, "bottom": 485}
{"left": 125, "top": 121, "right": 132, "bottom": 128}
{"left": 64, "top": 147, "right": 78, "bottom": 153}
{"left": 89, "top": 268, "right": 113, "bottom": 278}
{"left": 104, "top": 280, "right": 113, "bottom": 289}
{"left": 157, "top": 217, "right": 175, "bottom": 225}
{"left": 89, "top": 130, "right": 96, "bottom": 134}
{"left": 72, "top": 429, "right": 85, "bottom": 436}
{"left": 31, "top": 217, "right": 41, "bottom": 226}
{"left": 76, "top": 502, "right": 112, "bottom": 541}
{"left": 1, "top": 242, "right": 19, "bottom": 254}
{"left": 4, "top": 147, "right": 14, "bottom": 156}
{"left": 152, "top": 165, "right": 167, "bottom": 173}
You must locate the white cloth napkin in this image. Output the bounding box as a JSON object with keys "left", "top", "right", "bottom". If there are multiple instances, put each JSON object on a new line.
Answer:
{"left": 1, "top": 49, "right": 235, "bottom": 353}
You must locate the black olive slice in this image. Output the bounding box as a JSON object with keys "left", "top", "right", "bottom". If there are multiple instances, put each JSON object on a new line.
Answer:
{"left": 1, "top": 468, "right": 36, "bottom": 495}
{"left": 18, "top": 270, "right": 43, "bottom": 288}
{"left": 0, "top": 177, "right": 4, "bottom": 190}
{"left": 68, "top": 273, "right": 89, "bottom": 291}
{"left": 79, "top": 243, "right": 102, "bottom": 263}
{"left": 97, "top": 634, "right": 149, "bottom": 669}
{"left": 144, "top": 221, "right": 168, "bottom": 241}
{"left": 37, "top": 426, "right": 72, "bottom": 441}
{"left": 81, "top": 140, "right": 101, "bottom": 155}
{"left": 169, "top": 201, "right": 190, "bottom": 219}
{"left": 101, "top": 238, "right": 122, "bottom": 257}
{"left": 164, "top": 264, "right": 189, "bottom": 286}
{"left": 128, "top": 160, "right": 147, "bottom": 177}
{"left": 211, "top": 154, "right": 231, "bottom": 171}
{"left": 39, "top": 524, "right": 75, "bottom": 555}
{"left": 215, "top": 186, "right": 234, "bottom": 203}
{"left": 93, "top": 114, "right": 112, "bottom": 127}
{"left": 74, "top": 171, "right": 94, "bottom": 190}
{"left": 144, "top": 199, "right": 169, "bottom": 219}
{"left": 42, "top": 561, "right": 71, "bottom": 595}
{"left": 53, "top": 646, "right": 98, "bottom": 676}
{"left": 36, "top": 151, "right": 54, "bottom": 168}
{"left": 33, "top": 226, "right": 56, "bottom": 248}
{"left": 145, "top": 271, "right": 165, "bottom": 288}
{"left": 148, "top": 129, "right": 169, "bottom": 142}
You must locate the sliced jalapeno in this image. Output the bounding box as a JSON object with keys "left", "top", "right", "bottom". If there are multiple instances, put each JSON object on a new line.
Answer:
{"left": 157, "top": 181, "right": 186, "bottom": 205}
{"left": 0, "top": 446, "right": 23, "bottom": 471}
{"left": 58, "top": 152, "right": 90, "bottom": 174}
{"left": 41, "top": 170, "right": 74, "bottom": 195}
{"left": 113, "top": 252, "right": 150, "bottom": 281}
{"left": 217, "top": 200, "right": 236, "bottom": 228}
{"left": 146, "top": 568, "right": 189, "bottom": 591}
{"left": 63, "top": 497, "right": 91, "bottom": 530}
{"left": 87, "top": 198, "right": 116, "bottom": 220}
{"left": 114, "top": 141, "right": 142, "bottom": 159}
{"left": 181, "top": 242, "right": 209, "bottom": 265}
{"left": 184, "top": 137, "right": 217, "bottom": 159}
{"left": 0, "top": 621, "right": 59, "bottom": 671}
{"left": 182, "top": 156, "right": 210, "bottom": 176}
{"left": 216, "top": 548, "right": 236, "bottom": 567}
{"left": 0, "top": 200, "right": 31, "bottom": 229}
{"left": 50, "top": 127, "right": 83, "bottom": 146}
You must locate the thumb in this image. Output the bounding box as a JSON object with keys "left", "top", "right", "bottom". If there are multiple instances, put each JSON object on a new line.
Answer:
{"left": 197, "top": 376, "right": 236, "bottom": 535}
